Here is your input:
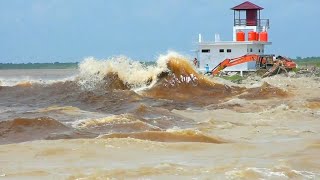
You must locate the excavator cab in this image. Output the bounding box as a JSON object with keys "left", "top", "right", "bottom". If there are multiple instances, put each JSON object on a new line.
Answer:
{"left": 256, "top": 54, "right": 274, "bottom": 70}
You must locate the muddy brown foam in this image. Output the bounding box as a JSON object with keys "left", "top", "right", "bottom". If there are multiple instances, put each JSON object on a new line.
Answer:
{"left": 239, "top": 82, "right": 288, "bottom": 100}
{"left": 0, "top": 117, "right": 71, "bottom": 144}
{"left": 99, "top": 130, "right": 227, "bottom": 144}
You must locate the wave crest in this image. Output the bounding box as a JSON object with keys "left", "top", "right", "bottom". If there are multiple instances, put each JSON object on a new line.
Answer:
{"left": 76, "top": 54, "right": 169, "bottom": 90}
{"left": 99, "top": 129, "right": 227, "bottom": 143}
{"left": 0, "top": 117, "right": 70, "bottom": 144}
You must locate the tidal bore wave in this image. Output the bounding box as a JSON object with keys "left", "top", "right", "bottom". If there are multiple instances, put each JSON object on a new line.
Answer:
{"left": 1, "top": 52, "right": 320, "bottom": 179}
{"left": 0, "top": 52, "right": 287, "bottom": 102}
{"left": 0, "top": 52, "right": 289, "bottom": 144}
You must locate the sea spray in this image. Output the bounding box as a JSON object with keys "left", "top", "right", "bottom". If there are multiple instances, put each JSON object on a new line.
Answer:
{"left": 76, "top": 52, "right": 189, "bottom": 90}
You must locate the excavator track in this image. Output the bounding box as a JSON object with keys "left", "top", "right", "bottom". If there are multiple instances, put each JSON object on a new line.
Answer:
{"left": 262, "top": 61, "right": 280, "bottom": 77}
{"left": 262, "top": 61, "right": 289, "bottom": 77}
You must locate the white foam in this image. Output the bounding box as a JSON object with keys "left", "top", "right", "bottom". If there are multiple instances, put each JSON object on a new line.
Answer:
{"left": 0, "top": 75, "right": 77, "bottom": 87}
{"left": 291, "top": 170, "right": 320, "bottom": 179}
{"left": 225, "top": 167, "right": 320, "bottom": 179}
{"left": 76, "top": 51, "right": 187, "bottom": 90}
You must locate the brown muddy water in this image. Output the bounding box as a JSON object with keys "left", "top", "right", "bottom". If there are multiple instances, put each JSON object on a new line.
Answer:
{"left": 0, "top": 53, "right": 319, "bottom": 179}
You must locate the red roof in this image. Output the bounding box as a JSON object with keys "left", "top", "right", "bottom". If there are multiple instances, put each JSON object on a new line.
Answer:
{"left": 231, "top": 1, "right": 264, "bottom": 10}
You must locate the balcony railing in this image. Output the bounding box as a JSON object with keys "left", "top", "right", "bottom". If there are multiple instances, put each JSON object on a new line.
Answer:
{"left": 234, "top": 19, "right": 269, "bottom": 27}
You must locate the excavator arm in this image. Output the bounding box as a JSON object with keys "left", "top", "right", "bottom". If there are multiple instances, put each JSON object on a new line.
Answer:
{"left": 210, "top": 54, "right": 297, "bottom": 76}
{"left": 211, "top": 54, "right": 260, "bottom": 75}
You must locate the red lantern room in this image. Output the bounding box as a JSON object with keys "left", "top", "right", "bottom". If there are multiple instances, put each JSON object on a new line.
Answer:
{"left": 231, "top": 1, "right": 264, "bottom": 26}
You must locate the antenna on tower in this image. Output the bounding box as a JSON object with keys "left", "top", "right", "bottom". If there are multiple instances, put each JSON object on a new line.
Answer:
{"left": 215, "top": 34, "right": 220, "bottom": 42}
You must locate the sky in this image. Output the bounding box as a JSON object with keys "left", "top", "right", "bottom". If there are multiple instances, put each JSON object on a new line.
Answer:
{"left": 0, "top": 0, "right": 319, "bottom": 63}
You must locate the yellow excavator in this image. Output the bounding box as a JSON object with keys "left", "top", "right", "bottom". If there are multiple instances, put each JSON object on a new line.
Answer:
{"left": 211, "top": 54, "right": 297, "bottom": 77}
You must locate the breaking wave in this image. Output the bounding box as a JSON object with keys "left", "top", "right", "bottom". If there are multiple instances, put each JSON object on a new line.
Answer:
{"left": 76, "top": 53, "right": 170, "bottom": 90}
{"left": 75, "top": 52, "right": 221, "bottom": 91}
{"left": 0, "top": 52, "right": 291, "bottom": 144}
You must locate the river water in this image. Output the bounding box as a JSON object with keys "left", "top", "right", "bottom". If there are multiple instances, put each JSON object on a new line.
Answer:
{"left": 0, "top": 52, "right": 319, "bottom": 179}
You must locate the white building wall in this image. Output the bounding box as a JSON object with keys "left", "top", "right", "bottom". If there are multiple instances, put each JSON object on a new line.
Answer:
{"left": 198, "top": 45, "right": 213, "bottom": 70}
{"left": 247, "top": 44, "right": 264, "bottom": 55}
{"left": 220, "top": 45, "right": 248, "bottom": 71}
{"left": 199, "top": 44, "right": 248, "bottom": 72}
{"left": 198, "top": 43, "right": 267, "bottom": 73}
{"left": 246, "top": 44, "right": 265, "bottom": 70}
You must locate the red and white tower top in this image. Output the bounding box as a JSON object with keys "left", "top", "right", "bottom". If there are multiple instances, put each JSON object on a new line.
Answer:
{"left": 231, "top": 1, "right": 270, "bottom": 42}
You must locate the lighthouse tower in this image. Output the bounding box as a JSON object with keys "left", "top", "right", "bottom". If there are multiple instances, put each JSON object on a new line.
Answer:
{"left": 232, "top": 1, "right": 269, "bottom": 41}
{"left": 197, "top": 1, "right": 271, "bottom": 74}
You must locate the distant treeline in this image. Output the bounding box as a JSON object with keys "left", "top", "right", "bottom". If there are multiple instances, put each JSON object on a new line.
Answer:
{"left": 0, "top": 57, "right": 319, "bottom": 69}
{"left": 294, "top": 56, "right": 320, "bottom": 61}
{"left": 0, "top": 62, "right": 78, "bottom": 69}
{"left": 0, "top": 61, "right": 158, "bottom": 70}
{"left": 293, "top": 57, "right": 320, "bottom": 67}
{"left": 141, "top": 61, "right": 156, "bottom": 66}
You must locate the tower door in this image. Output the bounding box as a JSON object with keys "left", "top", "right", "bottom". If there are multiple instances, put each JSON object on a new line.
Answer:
{"left": 246, "top": 10, "right": 257, "bottom": 26}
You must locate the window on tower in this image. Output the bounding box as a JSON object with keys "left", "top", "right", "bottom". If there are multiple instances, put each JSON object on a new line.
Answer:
{"left": 227, "top": 49, "right": 232, "bottom": 53}
{"left": 219, "top": 49, "right": 224, "bottom": 53}
{"left": 202, "top": 49, "right": 210, "bottom": 53}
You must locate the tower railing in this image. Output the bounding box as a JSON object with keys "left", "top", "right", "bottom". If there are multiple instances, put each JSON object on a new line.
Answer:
{"left": 234, "top": 19, "right": 269, "bottom": 27}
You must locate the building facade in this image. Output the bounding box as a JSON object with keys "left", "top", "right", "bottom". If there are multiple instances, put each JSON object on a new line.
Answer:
{"left": 197, "top": 1, "right": 271, "bottom": 74}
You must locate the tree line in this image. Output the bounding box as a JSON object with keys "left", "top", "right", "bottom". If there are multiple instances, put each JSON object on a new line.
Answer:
{"left": 294, "top": 56, "right": 320, "bottom": 61}
{"left": 0, "top": 62, "right": 78, "bottom": 69}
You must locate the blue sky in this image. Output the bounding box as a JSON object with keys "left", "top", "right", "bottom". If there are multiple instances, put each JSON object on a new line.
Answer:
{"left": 0, "top": 0, "right": 319, "bottom": 63}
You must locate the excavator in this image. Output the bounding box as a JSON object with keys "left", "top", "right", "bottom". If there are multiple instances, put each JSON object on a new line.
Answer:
{"left": 211, "top": 54, "right": 297, "bottom": 77}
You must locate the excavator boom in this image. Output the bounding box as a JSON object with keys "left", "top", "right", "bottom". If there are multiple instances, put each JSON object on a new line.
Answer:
{"left": 211, "top": 54, "right": 261, "bottom": 75}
